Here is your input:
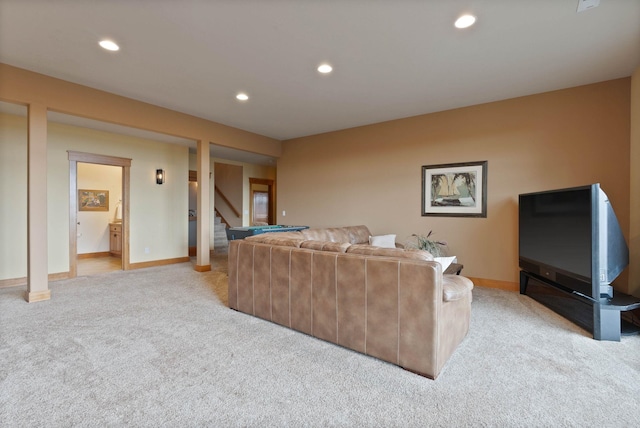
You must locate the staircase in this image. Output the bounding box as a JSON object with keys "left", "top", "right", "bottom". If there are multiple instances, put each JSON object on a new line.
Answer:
{"left": 213, "top": 215, "right": 229, "bottom": 254}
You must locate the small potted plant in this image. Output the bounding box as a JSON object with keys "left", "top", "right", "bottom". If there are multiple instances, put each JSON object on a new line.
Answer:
{"left": 406, "top": 230, "right": 447, "bottom": 257}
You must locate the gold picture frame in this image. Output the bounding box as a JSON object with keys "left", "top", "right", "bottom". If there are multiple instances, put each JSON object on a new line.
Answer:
{"left": 78, "top": 189, "right": 109, "bottom": 212}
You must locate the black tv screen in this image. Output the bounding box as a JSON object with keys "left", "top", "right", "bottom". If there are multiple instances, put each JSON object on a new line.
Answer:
{"left": 519, "top": 187, "right": 591, "bottom": 281}
{"left": 519, "top": 184, "right": 628, "bottom": 299}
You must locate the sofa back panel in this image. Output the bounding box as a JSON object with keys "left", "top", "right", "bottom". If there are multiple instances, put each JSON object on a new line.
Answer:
{"left": 253, "top": 245, "right": 272, "bottom": 320}
{"left": 336, "top": 257, "right": 367, "bottom": 354}
{"left": 398, "top": 263, "right": 440, "bottom": 377}
{"left": 365, "top": 259, "right": 400, "bottom": 365}
{"left": 244, "top": 234, "right": 270, "bottom": 244}
{"left": 228, "top": 236, "right": 472, "bottom": 380}
{"left": 236, "top": 243, "right": 256, "bottom": 315}
{"left": 290, "top": 251, "right": 313, "bottom": 335}
{"left": 271, "top": 247, "right": 292, "bottom": 327}
{"left": 228, "top": 241, "right": 240, "bottom": 310}
{"left": 312, "top": 252, "right": 339, "bottom": 343}
{"left": 346, "top": 225, "right": 372, "bottom": 244}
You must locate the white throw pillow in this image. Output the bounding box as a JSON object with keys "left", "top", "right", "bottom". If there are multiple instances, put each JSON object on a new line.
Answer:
{"left": 369, "top": 234, "right": 396, "bottom": 248}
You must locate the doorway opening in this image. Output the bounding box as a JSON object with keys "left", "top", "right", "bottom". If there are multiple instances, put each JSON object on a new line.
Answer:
{"left": 188, "top": 170, "right": 198, "bottom": 257}
{"left": 249, "top": 178, "right": 275, "bottom": 225}
{"left": 76, "top": 163, "right": 122, "bottom": 276}
{"left": 68, "top": 151, "right": 131, "bottom": 278}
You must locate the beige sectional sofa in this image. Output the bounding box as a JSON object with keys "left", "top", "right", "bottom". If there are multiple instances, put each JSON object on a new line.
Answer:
{"left": 227, "top": 225, "right": 473, "bottom": 379}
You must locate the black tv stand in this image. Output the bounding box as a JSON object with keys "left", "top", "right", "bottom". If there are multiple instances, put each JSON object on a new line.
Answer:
{"left": 520, "top": 271, "right": 640, "bottom": 341}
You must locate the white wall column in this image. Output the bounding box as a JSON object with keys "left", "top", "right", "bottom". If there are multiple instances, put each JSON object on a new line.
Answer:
{"left": 195, "top": 139, "right": 211, "bottom": 271}
{"left": 25, "top": 103, "right": 50, "bottom": 302}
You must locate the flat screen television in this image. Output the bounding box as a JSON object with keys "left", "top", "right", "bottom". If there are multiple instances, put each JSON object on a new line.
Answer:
{"left": 519, "top": 184, "right": 628, "bottom": 299}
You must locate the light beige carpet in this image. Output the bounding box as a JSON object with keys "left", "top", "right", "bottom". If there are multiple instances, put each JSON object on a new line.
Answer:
{"left": 1, "top": 258, "right": 639, "bottom": 427}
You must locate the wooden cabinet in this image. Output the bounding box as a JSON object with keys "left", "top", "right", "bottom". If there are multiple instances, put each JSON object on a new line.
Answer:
{"left": 109, "top": 222, "right": 122, "bottom": 257}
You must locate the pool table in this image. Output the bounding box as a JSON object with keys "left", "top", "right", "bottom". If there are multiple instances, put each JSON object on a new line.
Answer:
{"left": 226, "top": 225, "right": 309, "bottom": 241}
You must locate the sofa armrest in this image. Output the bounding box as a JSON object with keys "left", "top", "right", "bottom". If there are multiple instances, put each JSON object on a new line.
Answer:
{"left": 442, "top": 275, "right": 474, "bottom": 302}
{"left": 347, "top": 244, "right": 433, "bottom": 261}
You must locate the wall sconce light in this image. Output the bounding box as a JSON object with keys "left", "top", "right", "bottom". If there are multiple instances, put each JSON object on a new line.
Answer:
{"left": 156, "top": 169, "right": 165, "bottom": 185}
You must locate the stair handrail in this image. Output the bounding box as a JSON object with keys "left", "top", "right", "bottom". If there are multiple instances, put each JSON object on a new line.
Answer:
{"left": 214, "top": 185, "right": 241, "bottom": 218}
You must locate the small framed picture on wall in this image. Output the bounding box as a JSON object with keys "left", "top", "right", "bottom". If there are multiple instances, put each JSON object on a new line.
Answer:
{"left": 78, "top": 189, "right": 109, "bottom": 212}
{"left": 421, "top": 161, "right": 487, "bottom": 217}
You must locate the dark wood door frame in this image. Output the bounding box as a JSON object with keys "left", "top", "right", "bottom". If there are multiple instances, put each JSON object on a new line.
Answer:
{"left": 252, "top": 190, "right": 269, "bottom": 225}
{"left": 68, "top": 151, "right": 131, "bottom": 278}
{"left": 249, "top": 178, "right": 275, "bottom": 225}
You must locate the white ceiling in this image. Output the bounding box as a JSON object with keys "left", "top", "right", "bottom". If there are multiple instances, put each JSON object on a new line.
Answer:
{"left": 1, "top": 0, "right": 639, "bottom": 146}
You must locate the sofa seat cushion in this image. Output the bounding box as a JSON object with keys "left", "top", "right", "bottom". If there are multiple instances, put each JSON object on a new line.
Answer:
{"left": 300, "top": 240, "right": 351, "bottom": 253}
{"left": 442, "top": 275, "right": 474, "bottom": 302}
{"left": 347, "top": 244, "right": 434, "bottom": 261}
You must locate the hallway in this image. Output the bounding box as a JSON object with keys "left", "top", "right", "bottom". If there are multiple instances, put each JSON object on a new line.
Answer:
{"left": 77, "top": 256, "right": 121, "bottom": 276}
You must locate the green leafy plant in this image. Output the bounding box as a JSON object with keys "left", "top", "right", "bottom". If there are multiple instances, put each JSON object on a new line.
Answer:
{"left": 406, "top": 230, "right": 447, "bottom": 257}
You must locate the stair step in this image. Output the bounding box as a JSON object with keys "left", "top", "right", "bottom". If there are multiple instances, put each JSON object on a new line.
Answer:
{"left": 212, "top": 216, "right": 229, "bottom": 249}
{"left": 213, "top": 217, "right": 229, "bottom": 250}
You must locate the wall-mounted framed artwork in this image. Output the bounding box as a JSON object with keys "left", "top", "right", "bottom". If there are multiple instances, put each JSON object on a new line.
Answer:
{"left": 78, "top": 189, "right": 109, "bottom": 212}
{"left": 421, "top": 161, "right": 487, "bottom": 217}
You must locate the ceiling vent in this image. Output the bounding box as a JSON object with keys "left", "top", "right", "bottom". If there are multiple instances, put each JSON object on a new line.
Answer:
{"left": 576, "top": 0, "right": 600, "bottom": 13}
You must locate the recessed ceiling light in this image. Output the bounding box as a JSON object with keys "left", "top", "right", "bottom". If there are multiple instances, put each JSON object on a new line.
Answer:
{"left": 317, "top": 64, "right": 333, "bottom": 74}
{"left": 454, "top": 14, "right": 476, "bottom": 29}
{"left": 236, "top": 93, "right": 249, "bottom": 101}
{"left": 99, "top": 40, "right": 120, "bottom": 51}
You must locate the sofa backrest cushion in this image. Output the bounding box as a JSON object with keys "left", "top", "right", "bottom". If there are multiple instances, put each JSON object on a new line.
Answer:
{"left": 300, "top": 240, "right": 351, "bottom": 253}
{"left": 300, "top": 225, "right": 371, "bottom": 244}
{"left": 345, "top": 225, "right": 372, "bottom": 244}
{"left": 347, "top": 244, "right": 434, "bottom": 261}
{"left": 301, "top": 227, "right": 351, "bottom": 243}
